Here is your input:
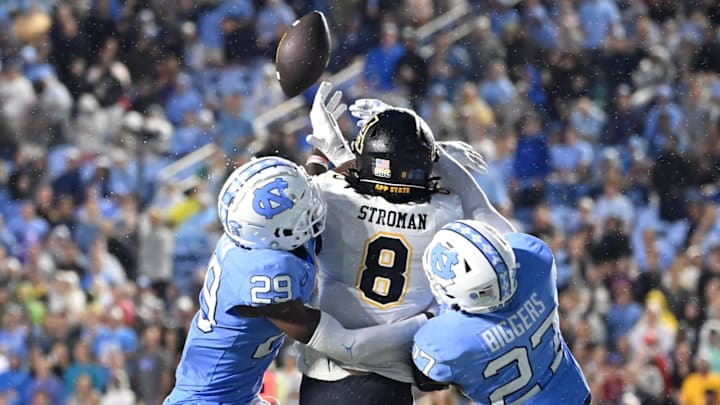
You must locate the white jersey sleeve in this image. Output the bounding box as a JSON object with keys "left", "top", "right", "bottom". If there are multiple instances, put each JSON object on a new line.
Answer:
{"left": 298, "top": 172, "right": 463, "bottom": 382}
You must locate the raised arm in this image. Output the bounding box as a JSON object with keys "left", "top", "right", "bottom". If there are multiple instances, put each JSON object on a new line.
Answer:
{"left": 433, "top": 145, "right": 516, "bottom": 233}
{"left": 305, "top": 82, "right": 355, "bottom": 173}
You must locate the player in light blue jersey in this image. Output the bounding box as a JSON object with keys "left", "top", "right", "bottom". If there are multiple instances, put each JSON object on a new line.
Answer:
{"left": 412, "top": 220, "right": 590, "bottom": 405}
{"left": 165, "top": 156, "right": 431, "bottom": 405}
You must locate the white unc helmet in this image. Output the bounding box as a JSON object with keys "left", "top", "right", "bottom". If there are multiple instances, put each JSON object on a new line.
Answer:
{"left": 217, "top": 156, "right": 326, "bottom": 250}
{"left": 422, "top": 220, "right": 518, "bottom": 314}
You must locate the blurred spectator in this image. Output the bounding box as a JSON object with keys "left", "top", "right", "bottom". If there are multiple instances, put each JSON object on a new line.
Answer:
{"left": 651, "top": 134, "right": 692, "bottom": 222}
{"left": 275, "top": 346, "right": 301, "bottom": 405}
{"left": 577, "top": 0, "right": 624, "bottom": 50}
{"left": 680, "top": 355, "right": 720, "bottom": 405}
{"left": 0, "top": 351, "right": 31, "bottom": 405}
{"left": 403, "top": 0, "right": 433, "bottom": 27}
{"left": 463, "top": 16, "right": 505, "bottom": 81}
{"left": 24, "top": 357, "right": 62, "bottom": 404}
{"left": 0, "top": 60, "right": 36, "bottom": 140}
{"left": 593, "top": 173, "right": 634, "bottom": 228}
{"left": 100, "top": 373, "right": 135, "bottom": 405}
{"left": 363, "top": 23, "right": 405, "bottom": 93}
{"left": 85, "top": 38, "right": 130, "bottom": 109}
{"left": 602, "top": 84, "right": 643, "bottom": 146}
{"left": 511, "top": 114, "right": 548, "bottom": 211}
{"left": 480, "top": 60, "right": 518, "bottom": 127}
{"left": 46, "top": 271, "right": 86, "bottom": 325}
{"left": 66, "top": 373, "right": 101, "bottom": 405}
{"left": 455, "top": 82, "right": 496, "bottom": 145}
{"left": 394, "top": 28, "right": 428, "bottom": 109}
{"left": 419, "top": 84, "right": 456, "bottom": 141}
{"left": 548, "top": 126, "right": 593, "bottom": 206}
{"left": 250, "top": 63, "right": 286, "bottom": 113}
{"left": 628, "top": 299, "right": 677, "bottom": 356}
{"left": 216, "top": 90, "right": 254, "bottom": 158}
{"left": 480, "top": 60, "right": 516, "bottom": 109}
{"left": 129, "top": 325, "right": 172, "bottom": 404}
{"left": 138, "top": 208, "right": 174, "bottom": 291}
{"left": 51, "top": 149, "right": 84, "bottom": 206}
{"left": 165, "top": 73, "right": 203, "bottom": 127}
{"left": 643, "top": 85, "right": 684, "bottom": 154}
{"left": 255, "top": 0, "right": 295, "bottom": 57}
{"left": 606, "top": 278, "right": 642, "bottom": 348}
{"left": 569, "top": 96, "right": 607, "bottom": 142}
{"left": 427, "top": 31, "right": 471, "bottom": 96}
{"left": 63, "top": 341, "right": 106, "bottom": 395}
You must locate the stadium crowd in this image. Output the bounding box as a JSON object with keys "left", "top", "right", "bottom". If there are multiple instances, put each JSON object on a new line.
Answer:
{"left": 0, "top": 0, "right": 720, "bottom": 404}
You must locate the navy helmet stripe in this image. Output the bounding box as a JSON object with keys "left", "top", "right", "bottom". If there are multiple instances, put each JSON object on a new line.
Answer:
{"left": 443, "top": 222, "right": 512, "bottom": 301}
{"left": 239, "top": 158, "right": 295, "bottom": 183}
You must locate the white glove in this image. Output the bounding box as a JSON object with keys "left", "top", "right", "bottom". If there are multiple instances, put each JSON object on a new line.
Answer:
{"left": 437, "top": 141, "right": 488, "bottom": 176}
{"left": 349, "top": 98, "right": 392, "bottom": 127}
{"left": 307, "top": 81, "right": 354, "bottom": 166}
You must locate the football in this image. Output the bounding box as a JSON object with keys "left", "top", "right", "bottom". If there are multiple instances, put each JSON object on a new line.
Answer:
{"left": 275, "top": 10, "right": 331, "bottom": 98}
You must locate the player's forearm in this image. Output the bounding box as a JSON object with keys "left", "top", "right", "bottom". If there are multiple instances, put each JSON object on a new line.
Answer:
{"left": 306, "top": 149, "right": 330, "bottom": 175}
{"left": 242, "top": 299, "right": 321, "bottom": 343}
{"left": 434, "top": 151, "right": 515, "bottom": 233}
{"left": 305, "top": 311, "right": 428, "bottom": 366}
{"left": 260, "top": 300, "right": 426, "bottom": 365}
{"left": 305, "top": 149, "right": 355, "bottom": 176}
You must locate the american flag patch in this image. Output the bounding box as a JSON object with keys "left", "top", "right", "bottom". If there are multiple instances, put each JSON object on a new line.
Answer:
{"left": 373, "top": 158, "right": 391, "bottom": 178}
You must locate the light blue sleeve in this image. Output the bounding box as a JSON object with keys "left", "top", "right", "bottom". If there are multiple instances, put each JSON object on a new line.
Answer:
{"left": 504, "top": 233, "right": 555, "bottom": 269}
{"left": 217, "top": 249, "right": 314, "bottom": 313}
{"left": 412, "top": 320, "right": 456, "bottom": 383}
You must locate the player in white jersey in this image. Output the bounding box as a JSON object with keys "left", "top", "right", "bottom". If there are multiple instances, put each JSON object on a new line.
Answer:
{"left": 297, "top": 82, "right": 515, "bottom": 405}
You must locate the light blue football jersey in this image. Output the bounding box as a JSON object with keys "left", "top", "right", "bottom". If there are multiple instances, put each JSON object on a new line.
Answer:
{"left": 413, "top": 233, "right": 590, "bottom": 405}
{"left": 165, "top": 234, "right": 316, "bottom": 405}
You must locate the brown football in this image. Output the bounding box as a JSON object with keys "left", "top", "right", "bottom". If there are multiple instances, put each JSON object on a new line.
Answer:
{"left": 275, "top": 11, "right": 331, "bottom": 98}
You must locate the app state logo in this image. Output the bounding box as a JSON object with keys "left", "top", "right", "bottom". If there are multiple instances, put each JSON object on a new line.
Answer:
{"left": 253, "top": 178, "right": 294, "bottom": 219}
{"left": 353, "top": 114, "right": 380, "bottom": 154}
{"left": 430, "top": 243, "right": 458, "bottom": 280}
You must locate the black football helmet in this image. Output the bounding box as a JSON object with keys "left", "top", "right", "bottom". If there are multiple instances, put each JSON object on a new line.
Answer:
{"left": 346, "top": 107, "right": 438, "bottom": 203}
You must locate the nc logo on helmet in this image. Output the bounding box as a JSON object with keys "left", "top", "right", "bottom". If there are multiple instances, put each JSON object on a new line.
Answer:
{"left": 430, "top": 243, "right": 458, "bottom": 280}
{"left": 253, "top": 178, "right": 294, "bottom": 219}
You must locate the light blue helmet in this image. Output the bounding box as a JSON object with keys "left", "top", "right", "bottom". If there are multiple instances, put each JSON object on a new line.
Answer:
{"left": 422, "top": 220, "right": 517, "bottom": 313}
{"left": 217, "top": 156, "right": 326, "bottom": 250}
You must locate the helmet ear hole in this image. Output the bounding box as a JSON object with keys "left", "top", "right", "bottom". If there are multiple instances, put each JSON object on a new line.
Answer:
{"left": 465, "top": 260, "right": 472, "bottom": 273}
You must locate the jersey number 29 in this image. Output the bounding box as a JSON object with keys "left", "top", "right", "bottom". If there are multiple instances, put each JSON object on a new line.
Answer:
{"left": 198, "top": 257, "right": 293, "bottom": 333}
{"left": 357, "top": 233, "right": 411, "bottom": 307}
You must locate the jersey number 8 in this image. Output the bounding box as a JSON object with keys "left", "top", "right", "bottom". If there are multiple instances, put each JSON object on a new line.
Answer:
{"left": 356, "top": 233, "right": 411, "bottom": 307}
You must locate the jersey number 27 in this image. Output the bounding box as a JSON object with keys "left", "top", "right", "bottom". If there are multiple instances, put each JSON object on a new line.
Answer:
{"left": 483, "top": 310, "right": 564, "bottom": 405}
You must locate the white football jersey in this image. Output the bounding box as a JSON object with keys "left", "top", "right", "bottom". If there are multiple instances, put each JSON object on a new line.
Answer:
{"left": 298, "top": 172, "right": 463, "bottom": 382}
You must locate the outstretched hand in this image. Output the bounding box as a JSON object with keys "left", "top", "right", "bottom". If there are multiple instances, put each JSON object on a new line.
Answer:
{"left": 348, "top": 98, "right": 392, "bottom": 128}
{"left": 437, "top": 141, "right": 488, "bottom": 176}
{"left": 306, "top": 82, "right": 354, "bottom": 166}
